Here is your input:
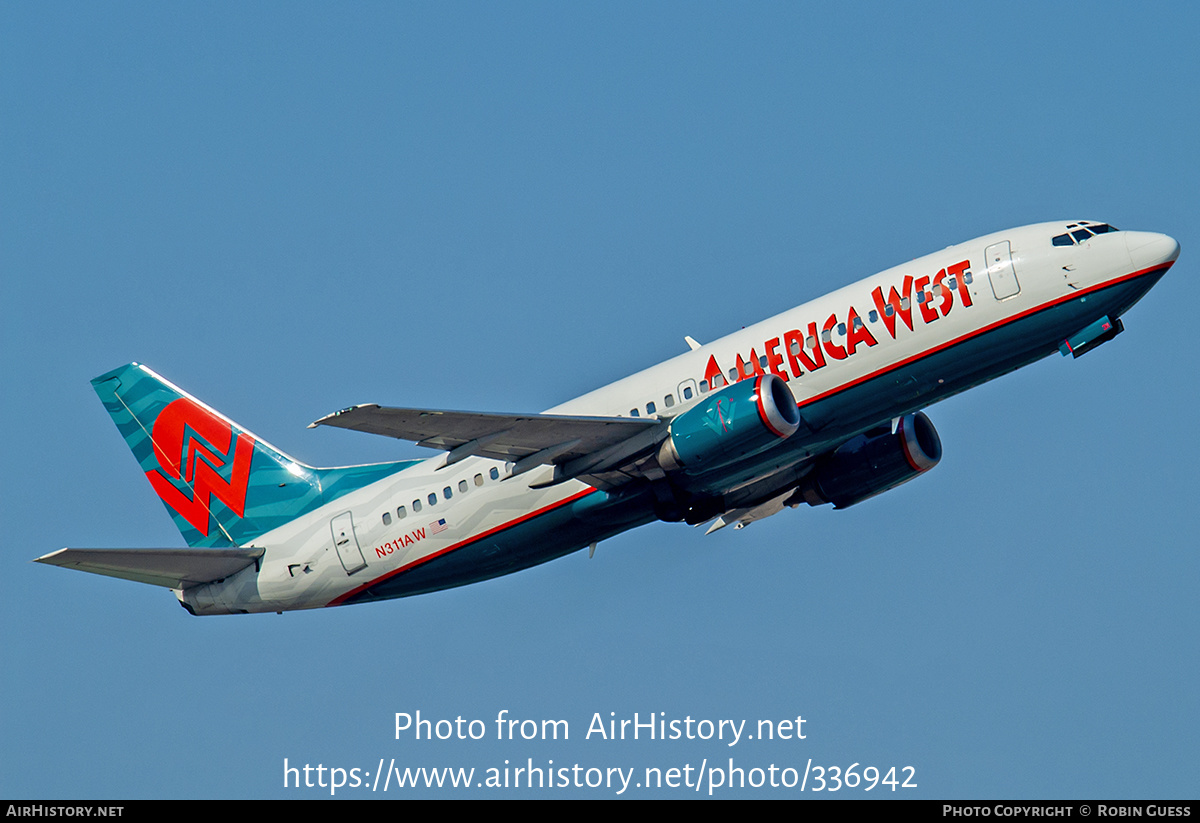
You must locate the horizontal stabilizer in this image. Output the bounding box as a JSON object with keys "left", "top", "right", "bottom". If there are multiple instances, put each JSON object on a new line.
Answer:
{"left": 310, "top": 405, "right": 661, "bottom": 466}
{"left": 34, "top": 547, "right": 265, "bottom": 589}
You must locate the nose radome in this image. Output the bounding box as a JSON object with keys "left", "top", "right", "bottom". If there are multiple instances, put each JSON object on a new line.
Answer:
{"left": 1125, "top": 231, "right": 1181, "bottom": 271}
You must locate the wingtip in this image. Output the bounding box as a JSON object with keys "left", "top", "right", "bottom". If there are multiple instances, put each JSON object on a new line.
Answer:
{"left": 310, "top": 404, "right": 375, "bottom": 429}
{"left": 309, "top": 405, "right": 384, "bottom": 431}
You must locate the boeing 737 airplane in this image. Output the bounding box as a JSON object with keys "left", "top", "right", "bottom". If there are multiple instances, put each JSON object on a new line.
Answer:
{"left": 37, "top": 221, "right": 1179, "bottom": 615}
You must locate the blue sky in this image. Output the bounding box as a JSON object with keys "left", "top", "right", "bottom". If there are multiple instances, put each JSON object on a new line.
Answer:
{"left": 3, "top": 2, "right": 1198, "bottom": 798}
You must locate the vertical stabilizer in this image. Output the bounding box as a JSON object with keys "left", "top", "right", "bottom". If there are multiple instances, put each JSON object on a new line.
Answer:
{"left": 92, "top": 363, "right": 414, "bottom": 547}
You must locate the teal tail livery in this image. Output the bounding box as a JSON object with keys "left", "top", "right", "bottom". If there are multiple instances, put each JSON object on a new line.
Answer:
{"left": 90, "top": 363, "right": 416, "bottom": 548}
{"left": 37, "top": 222, "right": 1180, "bottom": 615}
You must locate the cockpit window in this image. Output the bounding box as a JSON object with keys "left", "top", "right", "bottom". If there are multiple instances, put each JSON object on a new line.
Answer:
{"left": 1054, "top": 223, "right": 1119, "bottom": 247}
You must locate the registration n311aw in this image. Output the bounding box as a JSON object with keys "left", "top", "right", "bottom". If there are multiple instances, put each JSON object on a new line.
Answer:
{"left": 37, "top": 221, "right": 1179, "bottom": 615}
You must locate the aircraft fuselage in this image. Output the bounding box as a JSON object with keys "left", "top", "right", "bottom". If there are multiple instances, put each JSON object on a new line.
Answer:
{"left": 43, "top": 222, "right": 1180, "bottom": 615}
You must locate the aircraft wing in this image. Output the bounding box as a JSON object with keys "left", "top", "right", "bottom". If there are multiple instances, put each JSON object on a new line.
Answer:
{"left": 310, "top": 405, "right": 666, "bottom": 487}
{"left": 35, "top": 547, "right": 265, "bottom": 589}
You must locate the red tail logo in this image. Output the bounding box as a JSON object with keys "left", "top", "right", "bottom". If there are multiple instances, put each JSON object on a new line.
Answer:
{"left": 145, "top": 398, "right": 255, "bottom": 535}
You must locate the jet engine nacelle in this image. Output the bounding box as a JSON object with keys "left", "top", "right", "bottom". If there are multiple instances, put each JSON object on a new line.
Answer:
{"left": 658, "top": 374, "right": 801, "bottom": 474}
{"left": 793, "top": 412, "right": 942, "bottom": 509}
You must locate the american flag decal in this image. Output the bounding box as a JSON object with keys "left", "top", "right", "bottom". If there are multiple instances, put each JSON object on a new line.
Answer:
{"left": 429, "top": 518, "right": 448, "bottom": 535}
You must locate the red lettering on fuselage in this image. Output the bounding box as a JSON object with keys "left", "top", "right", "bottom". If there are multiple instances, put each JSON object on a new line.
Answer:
{"left": 932, "top": 268, "right": 953, "bottom": 316}
{"left": 736, "top": 349, "right": 766, "bottom": 381}
{"left": 784, "top": 324, "right": 825, "bottom": 377}
{"left": 703, "top": 258, "right": 973, "bottom": 390}
{"left": 821, "top": 313, "right": 848, "bottom": 360}
{"left": 374, "top": 526, "right": 428, "bottom": 559}
{"left": 871, "top": 275, "right": 915, "bottom": 339}
{"left": 947, "top": 259, "right": 973, "bottom": 307}
{"left": 914, "top": 275, "right": 938, "bottom": 324}
{"left": 764, "top": 337, "right": 788, "bottom": 381}
{"left": 703, "top": 354, "right": 725, "bottom": 389}
{"left": 844, "top": 306, "right": 878, "bottom": 354}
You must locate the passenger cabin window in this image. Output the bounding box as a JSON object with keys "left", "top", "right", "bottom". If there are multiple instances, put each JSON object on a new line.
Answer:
{"left": 428, "top": 493, "right": 437, "bottom": 506}
{"left": 664, "top": 394, "right": 674, "bottom": 408}
{"left": 699, "top": 380, "right": 709, "bottom": 393}
{"left": 474, "top": 473, "right": 484, "bottom": 487}
{"left": 397, "top": 505, "right": 407, "bottom": 519}
{"left": 630, "top": 408, "right": 639, "bottom": 417}
{"left": 413, "top": 499, "right": 422, "bottom": 513}
{"left": 443, "top": 486, "right": 452, "bottom": 500}
{"left": 459, "top": 479, "right": 468, "bottom": 493}
{"left": 646, "top": 401, "right": 656, "bottom": 415}
{"left": 683, "top": 386, "right": 693, "bottom": 400}
{"left": 382, "top": 512, "right": 392, "bottom": 526}
{"left": 489, "top": 467, "right": 500, "bottom": 480}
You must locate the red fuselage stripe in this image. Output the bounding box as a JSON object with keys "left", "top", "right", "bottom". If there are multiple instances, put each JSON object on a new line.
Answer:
{"left": 328, "top": 487, "right": 598, "bottom": 605}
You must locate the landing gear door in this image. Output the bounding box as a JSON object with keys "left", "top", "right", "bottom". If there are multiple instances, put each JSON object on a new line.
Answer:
{"left": 985, "top": 240, "right": 1020, "bottom": 300}
{"left": 331, "top": 512, "right": 367, "bottom": 574}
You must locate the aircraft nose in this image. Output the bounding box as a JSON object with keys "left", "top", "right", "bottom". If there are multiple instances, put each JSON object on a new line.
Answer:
{"left": 1125, "top": 231, "right": 1181, "bottom": 271}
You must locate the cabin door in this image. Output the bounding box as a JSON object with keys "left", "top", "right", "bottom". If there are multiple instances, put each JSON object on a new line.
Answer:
{"left": 985, "top": 240, "right": 1020, "bottom": 300}
{"left": 331, "top": 512, "right": 367, "bottom": 574}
